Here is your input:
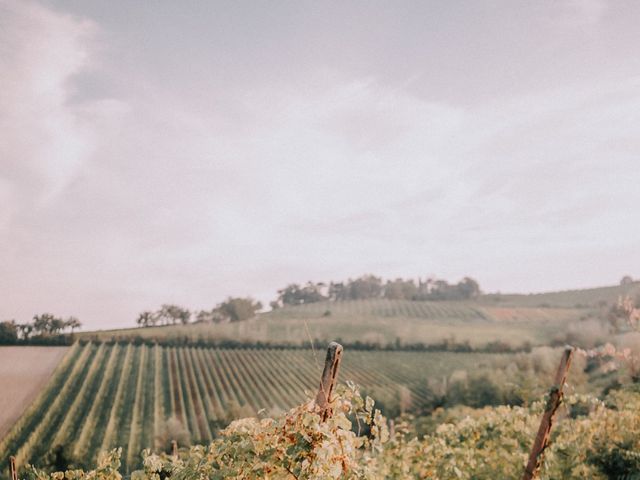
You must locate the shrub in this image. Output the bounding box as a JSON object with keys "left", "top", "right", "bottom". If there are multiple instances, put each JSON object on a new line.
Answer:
{"left": 24, "top": 387, "right": 640, "bottom": 480}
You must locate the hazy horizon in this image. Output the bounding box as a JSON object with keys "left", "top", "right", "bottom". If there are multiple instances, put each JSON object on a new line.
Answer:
{"left": 2, "top": 0, "right": 640, "bottom": 330}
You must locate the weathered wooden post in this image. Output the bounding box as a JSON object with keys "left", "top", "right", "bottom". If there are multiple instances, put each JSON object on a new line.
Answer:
{"left": 522, "top": 346, "right": 574, "bottom": 480}
{"left": 315, "top": 342, "right": 343, "bottom": 421}
{"left": 10, "top": 456, "right": 17, "bottom": 480}
{"left": 388, "top": 419, "right": 396, "bottom": 438}
{"left": 171, "top": 439, "right": 178, "bottom": 457}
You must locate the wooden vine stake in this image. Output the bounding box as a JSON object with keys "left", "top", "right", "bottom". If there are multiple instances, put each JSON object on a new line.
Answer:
{"left": 10, "top": 456, "right": 17, "bottom": 480}
{"left": 315, "top": 342, "right": 343, "bottom": 421}
{"left": 171, "top": 440, "right": 178, "bottom": 457}
{"left": 522, "top": 346, "right": 574, "bottom": 480}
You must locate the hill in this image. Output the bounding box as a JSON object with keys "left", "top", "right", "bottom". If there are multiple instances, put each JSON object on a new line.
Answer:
{"left": 79, "top": 298, "right": 588, "bottom": 348}
{"left": 480, "top": 281, "right": 640, "bottom": 308}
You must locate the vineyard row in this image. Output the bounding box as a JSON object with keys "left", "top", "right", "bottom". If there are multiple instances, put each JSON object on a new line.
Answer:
{"left": 0, "top": 343, "right": 490, "bottom": 472}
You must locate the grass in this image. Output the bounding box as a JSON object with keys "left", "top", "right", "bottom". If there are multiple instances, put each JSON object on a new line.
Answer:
{"left": 480, "top": 281, "right": 640, "bottom": 308}
{"left": 79, "top": 299, "right": 588, "bottom": 348}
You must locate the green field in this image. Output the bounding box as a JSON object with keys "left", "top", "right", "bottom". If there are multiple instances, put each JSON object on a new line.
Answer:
{"left": 79, "top": 299, "right": 588, "bottom": 347}
{"left": 0, "top": 342, "right": 507, "bottom": 473}
{"left": 481, "top": 281, "right": 640, "bottom": 308}
{"left": 11, "top": 285, "right": 631, "bottom": 474}
{"left": 80, "top": 282, "right": 640, "bottom": 347}
{"left": 3, "top": 284, "right": 635, "bottom": 476}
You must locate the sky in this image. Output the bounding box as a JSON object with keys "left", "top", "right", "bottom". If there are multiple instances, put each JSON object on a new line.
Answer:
{"left": 1, "top": 0, "right": 640, "bottom": 330}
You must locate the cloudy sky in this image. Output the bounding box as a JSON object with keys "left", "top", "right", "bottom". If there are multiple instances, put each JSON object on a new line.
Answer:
{"left": 1, "top": 0, "right": 640, "bottom": 329}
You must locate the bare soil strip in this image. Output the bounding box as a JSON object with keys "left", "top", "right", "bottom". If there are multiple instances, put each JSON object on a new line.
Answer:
{"left": 0, "top": 346, "right": 69, "bottom": 438}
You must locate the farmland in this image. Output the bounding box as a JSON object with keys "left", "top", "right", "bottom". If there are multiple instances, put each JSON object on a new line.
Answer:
{"left": 480, "top": 281, "right": 640, "bottom": 308}
{"left": 0, "top": 347, "right": 69, "bottom": 438}
{"left": 3, "top": 284, "right": 636, "bottom": 476}
{"left": 78, "top": 299, "right": 589, "bottom": 347}
{"left": 0, "top": 342, "right": 508, "bottom": 473}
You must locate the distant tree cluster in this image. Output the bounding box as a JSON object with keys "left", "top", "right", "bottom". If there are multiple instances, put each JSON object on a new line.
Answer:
{"left": 620, "top": 275, "right": 634, "bottom": 285}
{"left": 329, "top": 275, "right": 385, "bottom": 301}
{"left": 136, "top": 304, "right": 192, "bottom": 327}
{"left": 414, "top": 277, "right": 481, "bottom": 301}
{"left": 136, "top": 298, "right": 262, "bottom": 327}
{"left": 133, "top": 276, "right": 479, "bottom": 327}
{"left": 0, "top": 313, "right": 81, "bottom": 345}
{"left": 211, "top": 297, "right": 262, "bottom": 322}
{"left": 271, "top": 275, "right": 481, "bottom": 307}
{"left": 272, "top": 282, "right": 328, "bottom": 308}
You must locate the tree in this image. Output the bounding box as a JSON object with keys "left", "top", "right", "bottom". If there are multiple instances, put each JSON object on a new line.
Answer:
{"left": 428, "top": 279, "right": 453, "bottom": 300}
{"left": 346, "top": 275, "right": 383, "bottom": 300}
{"left": 18, "top": 323, "right": 33, "bottom": 340}
{"left": 0, "top": 321, "right": 18, "bottom": 344}
{"left": 136, "top": 311, "right": 157, "bottom": 327}
{"left": 328, "top": 282, "right": 348, "bottom": 301}
{"left": 384, "top": 278, "right": 418, "bottom": 300}
{"left": 65, "top": 316, "right": 82, "bottom": 333}
{"left": 214, "top": 297, "right": 262, "bottom": 322}
{"left": 276, "top": 282, "right": 327, "bottom": 306}
{"left": 157, "top": 304, "right": 191, "bottom": 325}
{"left": 621, "top": 275, "right": 634, "bottom": 285}
{"left": 414, "top": 276, "right": 482, "bottom": 301}
{"left": 50, "top": 317, "right": 66, "bottom": 334}
{"left": 195, "top": 310, "right": 212, "bottom": 323}
{"left": 195, "top": 309, "right": 226, "bottom": 323}
{"left": 33, "top": 313, "right": 56, "bottom": 335}
{"left": 456, "top": 277, "right": 481, "bottom": 299}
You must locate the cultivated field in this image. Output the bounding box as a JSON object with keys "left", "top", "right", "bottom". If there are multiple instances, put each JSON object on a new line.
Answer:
{"left": 6, "top": 285, "right": 633, "bottom": 475}
{"left": 78, "top": 299, "right": 588, "bottom": 347}
{"left": 0, "top": 347, "right": 68, "bottom": 438}
{"left": 480, "top": 281, "right": 640, "bottom": 308}
{"left": 0, "top": 342, "right": 506, "bottom": 473}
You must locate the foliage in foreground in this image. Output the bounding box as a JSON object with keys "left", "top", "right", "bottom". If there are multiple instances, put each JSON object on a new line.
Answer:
{"left": 25, "top": 384, "right": 640, "bottom": 480}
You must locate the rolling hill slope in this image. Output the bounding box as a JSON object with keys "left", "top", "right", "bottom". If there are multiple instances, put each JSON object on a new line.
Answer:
{"left": 80, "top": 298, "right": 588, "bottom": 348}
{"left": 4, "top": 283, "right": 634, "bottom": 474}
{"left": 480, "top": 281, "right": 640, "bottom": 308}
{"left": 0, "top": 342, "right": 507, "bottom": 473}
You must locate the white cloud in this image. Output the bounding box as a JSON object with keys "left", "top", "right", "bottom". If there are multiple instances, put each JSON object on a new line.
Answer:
{"left": 0, "top": 0, "right": 102, "bottom": 224}
{"left": 563, "top": 0, "right": 608, "bottom": 26}
{"left": 1, "top": 0, "right": 639, "bottom": 328}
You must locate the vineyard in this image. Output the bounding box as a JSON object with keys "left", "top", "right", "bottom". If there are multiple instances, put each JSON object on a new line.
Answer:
{"left": 79, "top": 299, "right": 586, "bottom": 347}
{"left": 17, "top": 353, "right": 640, "bottom": 480}
{"left": 262, "top": 299, "right": 585, "bottom": 322}
{"left": 481, "top": 281, "right": 640, "bottom": 308}
{"left": 0, "top": 342, "right": 505, "bottom": 473}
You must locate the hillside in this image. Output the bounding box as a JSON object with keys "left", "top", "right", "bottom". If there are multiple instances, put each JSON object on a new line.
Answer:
{"left": 80, "top": 298, "right": 589, "bottom": 348}
{"left": 77, "top": 281, "right": 640, "bottom": 348}
{"left": 0, "top": 342, "right": 509, "bottom": 473}
{"left": 3, "top": 280, "right": 637, "bottom": 476}
{"left": 480, "top": 281, "right": 640, "bottom": 308}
